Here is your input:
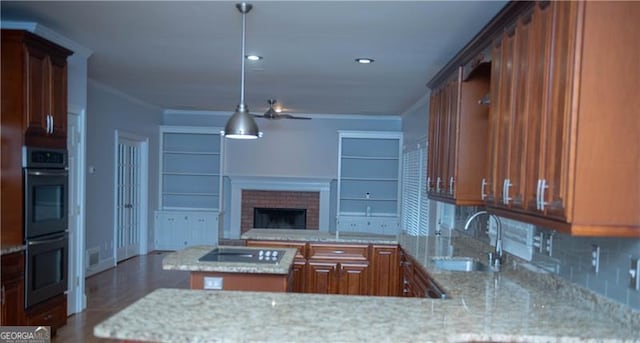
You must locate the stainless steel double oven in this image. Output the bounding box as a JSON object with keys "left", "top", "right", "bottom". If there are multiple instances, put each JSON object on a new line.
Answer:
{"left": 23, "top": 147, "right": 69, "bottom": 308}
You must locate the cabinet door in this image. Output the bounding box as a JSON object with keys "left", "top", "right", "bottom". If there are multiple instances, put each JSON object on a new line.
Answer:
{"left": 538, "top": 1, "right": 579, "bottom": 220}
{"left": 306, "top": 260, "right": 339, "bottom": 294}
{"left": 1, "top": 252, "right": 24, "bottom": 325}
{"left": 494, "top": 27, "right": 516, "bottom": 208}
{"left": 155, "top": 212, "right": 185, "bottom": 250}
{"left": 524, "top": 2, "right": 553, "bottom": 213}
{"left": 337, "top": 262, "right": 369, "bottom": 296}
{"left": 505, "top": 13, "right": 535, "bottom": 211}
{"left": 290, "top": 259, "right": 307, "bottom": 293}
{"left": 445, "top": 76, "right": 460, "bottom": 197}
{"left": 23, "top": 44, "right": 68, "bottom": 147}
{"left": 426, "top": 90, "right": 440, "bottom": 193}
{"left": 49, "top": 56, "right": 68, "bottom": 140}
{"left": 370, "top": 246, "right": 399, "bottom": 296}
{"left": 24, "top": 45, "right": 49, "bottom": 138}
{"left": 484, "top": 39, "right": 503, "bottom": 205}
{"left": 189, "top": 213, "right": 218, "bottom": 246}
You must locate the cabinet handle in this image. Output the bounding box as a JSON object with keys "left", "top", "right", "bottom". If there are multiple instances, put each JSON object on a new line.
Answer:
{"left": 481, "top": 178, "right": 488, "bottom": 200}
{"left": 1, "top": 285, "right": 5, "bottom": 305}
{"left": 332, "top": 250, "right": 345, "bottom": 254}
{"left": 503, "top": 179, "right": 512, "bottom": 205}
{"left": 539, "top": 179, "right": 549, "bottom": 210}
{"left": 436, "top": 177, "right": 442, "bottom": 193}
{"left": 449, "top": 177, "right": 455, "bottom": 195}
{"left": 45, "top": 115, "right": 51, "bottom": 134}
{"left": 536, "top": 179, "right": 542, "bottom": 210}
{"left": 49, "top": 115, "right": 54, "bottom": 134}
{"left": 426, "top": 177, "right": 432, "bottom": 192}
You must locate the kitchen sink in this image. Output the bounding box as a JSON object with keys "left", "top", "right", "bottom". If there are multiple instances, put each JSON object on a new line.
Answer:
{"left": 431, "top": 257, "right": 490, "bottom": 272}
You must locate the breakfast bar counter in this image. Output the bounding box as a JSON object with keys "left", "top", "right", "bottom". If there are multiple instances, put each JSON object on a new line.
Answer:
{"left": 94, "top": 276, "right": 639, "bottom": 342}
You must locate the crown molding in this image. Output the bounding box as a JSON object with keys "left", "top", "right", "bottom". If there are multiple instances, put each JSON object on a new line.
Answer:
{"left": 1, "top": 21, "right": 93, "bottom": 59}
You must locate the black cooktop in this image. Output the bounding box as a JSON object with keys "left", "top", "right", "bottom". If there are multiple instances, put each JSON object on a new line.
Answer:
{"left": 199, "top": 247, "right": 285, "bottom": 264}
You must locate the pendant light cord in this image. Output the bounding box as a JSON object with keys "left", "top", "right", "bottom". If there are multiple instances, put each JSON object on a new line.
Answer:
{"left": 238, "top": 3, "right": 249, "bottom": 112}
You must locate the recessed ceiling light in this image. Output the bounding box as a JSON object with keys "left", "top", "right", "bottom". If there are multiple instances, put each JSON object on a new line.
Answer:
{"left": 246, "top": 55, "right": 262, "bottom": 61}
{"left": 355, "top": 58, "right": 374, "bottom": 64}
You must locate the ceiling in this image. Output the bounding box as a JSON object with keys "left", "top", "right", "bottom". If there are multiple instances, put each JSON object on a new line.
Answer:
{"left": 1, "top": 1, "right": 506, "bottom": 116}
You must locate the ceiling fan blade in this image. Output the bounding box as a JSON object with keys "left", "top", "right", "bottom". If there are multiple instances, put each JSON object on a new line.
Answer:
{"left": 279, "top": 114, "right": 311, "bottom": 120}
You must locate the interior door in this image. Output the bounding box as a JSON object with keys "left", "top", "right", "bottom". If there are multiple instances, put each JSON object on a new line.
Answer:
{"left": 115, "top": 137, "right": 142, "bottom": 261}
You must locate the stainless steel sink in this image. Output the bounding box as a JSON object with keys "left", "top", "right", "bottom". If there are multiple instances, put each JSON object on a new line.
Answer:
{"left": 431, "top": 257, "right": 490, "bottom": 272}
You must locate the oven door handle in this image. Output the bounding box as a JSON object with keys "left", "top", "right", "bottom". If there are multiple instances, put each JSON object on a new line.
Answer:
{"left": 26, "top": 169, "right": 68, "bottom": 177}
{"left": 28, "top": 234, "right": 67, "bottom": 246}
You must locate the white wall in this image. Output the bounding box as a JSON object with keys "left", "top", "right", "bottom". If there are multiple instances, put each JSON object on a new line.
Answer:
{"left": 401, "top": 94, "right": 429, "bottom": 146}
{"left": 85, "top": 80, "right": 161, "bottom": 272}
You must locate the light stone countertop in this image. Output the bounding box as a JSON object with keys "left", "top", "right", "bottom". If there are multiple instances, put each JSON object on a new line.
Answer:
{"left": 1, "top": 244, "right": 26, "bottom": 256}
{"left": 94, "top": 285, "right": 639, "bottom": 343}
{"left": 242, "top": 228, "right": 399, "bottom": 245}
{"left": 96, "top": 231, "right": 640, "bottom": 342}
{"left": 162, "top": 245, "right": 297, "bottom": 275}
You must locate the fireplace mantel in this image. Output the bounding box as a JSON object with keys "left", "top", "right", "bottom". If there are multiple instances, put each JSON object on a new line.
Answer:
{"left": 228, "top": 176, "right": 332, "bottom": 238}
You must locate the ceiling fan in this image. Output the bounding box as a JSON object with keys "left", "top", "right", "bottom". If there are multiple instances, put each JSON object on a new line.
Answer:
{"left": 253, "top": 99, "right": 311, "bottom": 120}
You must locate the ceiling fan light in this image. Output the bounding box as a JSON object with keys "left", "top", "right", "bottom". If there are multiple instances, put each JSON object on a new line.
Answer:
{"left": 224, "top": 107, "right": 261, "bottom": 139}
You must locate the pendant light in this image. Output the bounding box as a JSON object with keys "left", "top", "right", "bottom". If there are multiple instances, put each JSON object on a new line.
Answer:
{"left": 223, "top": 2, "right": 261, "bottom": 139}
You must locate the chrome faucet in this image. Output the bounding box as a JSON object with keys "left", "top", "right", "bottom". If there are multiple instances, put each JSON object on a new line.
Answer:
{"left": 464, "top": 210, "right": 504, "bottom": 271}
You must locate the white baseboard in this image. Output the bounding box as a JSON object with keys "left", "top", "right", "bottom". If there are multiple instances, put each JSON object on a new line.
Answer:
{"left": 85, "top": 257, "right": 115, "bottom": 277}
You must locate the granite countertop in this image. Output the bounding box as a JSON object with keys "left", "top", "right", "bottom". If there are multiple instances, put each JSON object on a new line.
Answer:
{"left": 95, "top": 284, "right": 639, "bottom": 343}
{"left": 1, "top": 244, "right": 26, "bottom": 256}
{"left": 242, "top": 228, "right": 399, "bottom": 245}
{"left": 96, "top": 234, "right": 640, "bottom": 342}
{"left": 162, "top": 245, "right": 297, "bottom": 275}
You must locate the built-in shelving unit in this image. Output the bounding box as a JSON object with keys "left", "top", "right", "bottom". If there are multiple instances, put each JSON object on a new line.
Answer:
{"left": 155, "top": 126, "right": 223, "bottom": 250}
{"left": 337, "top": 131, "right": 402, "bottom": 234}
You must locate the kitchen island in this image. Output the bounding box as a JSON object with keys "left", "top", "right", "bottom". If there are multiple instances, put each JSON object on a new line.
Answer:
{"left": 95, "top": 231, "right": 640, "bottom": 342}
{"left": 163, "top": 245, "right": 298, "bottom": 292}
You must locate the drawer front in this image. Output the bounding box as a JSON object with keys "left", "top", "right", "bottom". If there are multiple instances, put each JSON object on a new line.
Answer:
{"left": 308, "top": 243, "right": 368, "bottom": 261}
{"left": 25, "top": 295, "right": 67, "bottom": 330}
{"left": 246, "top": 240, "right": 307, "bottom": 259}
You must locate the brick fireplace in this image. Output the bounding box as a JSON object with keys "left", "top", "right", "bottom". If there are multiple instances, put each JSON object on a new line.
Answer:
{"left": 228, "top": 176, "right": 331, "bottom": 238}
{"left": 241, "top": 190, "right": 319, "bottom": 233}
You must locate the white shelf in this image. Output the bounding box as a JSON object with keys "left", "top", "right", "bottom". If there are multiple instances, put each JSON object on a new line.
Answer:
{"left": 337, "top": 131, "right": 402, "bottom": 229}
{"left": 159, "top": 126, "right": 223, "bottom": 211}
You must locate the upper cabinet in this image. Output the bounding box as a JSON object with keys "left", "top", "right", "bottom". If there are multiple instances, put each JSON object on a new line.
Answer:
{"left": 337, "top": 131, "right": 402, "bottom": 234}
{"left": 1, "top": 30, "right": 73, "bottom": 149}
{"left": 427, "top": 63, "right": 490, "bottom": 205}
{"left": 428, "top": 1, "right": 639, "bottom": 237}
{"left": 485, "top": 1, "right": 640, "bottom": 236}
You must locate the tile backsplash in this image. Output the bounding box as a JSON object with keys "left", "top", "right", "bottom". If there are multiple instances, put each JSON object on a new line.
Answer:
{"left": 450, "top": 205, "right": 640, "bottom": 311}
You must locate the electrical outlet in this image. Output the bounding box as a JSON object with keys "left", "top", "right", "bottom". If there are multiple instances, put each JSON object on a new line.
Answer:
{"left": 545, "top": 233, "right": 554, "bottom": 257}
{"left": 204, "top": 276, "right": 223, "bottom": 290}
{"left": 591, "top": 244, "right": 600, "bottom": 273}
{"left": 630, "top": 257, "right": 640, "bottom": 291}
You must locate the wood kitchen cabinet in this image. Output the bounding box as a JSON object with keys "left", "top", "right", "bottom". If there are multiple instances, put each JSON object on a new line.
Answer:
{"left": 427, "top": 63, "right": 490, "bottom": 205}
{"left": 1, "top": 29, "right": 72, "bottom": 149}
{"left": 400, "top": 250, "right": 445, "bottom": 299}
{"left": 247, "top": 240, "right": 404, "bottom": 296}
{"left": 370, "top": 245, "right": 399, "bottom": 297}
{"left": 306, "top": 243, "right": 369, "bottom": 295}
{"left": 1, "top": 30, "right": 72, "bottom": 246}
{"left": 1, "top": 252, "right": 25, "bottom": 325}
{"left": 485, "top": 1, "right": 640, "bottom": 236}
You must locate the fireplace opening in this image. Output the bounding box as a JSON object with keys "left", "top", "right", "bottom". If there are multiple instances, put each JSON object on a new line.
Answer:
{"left": 253, "top": 208, "right": 307, "bottom": 230}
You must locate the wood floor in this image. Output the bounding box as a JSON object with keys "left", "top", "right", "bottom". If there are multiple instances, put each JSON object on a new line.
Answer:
{"left": 53, "top": 251, "right": 189, "bottom": 342}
